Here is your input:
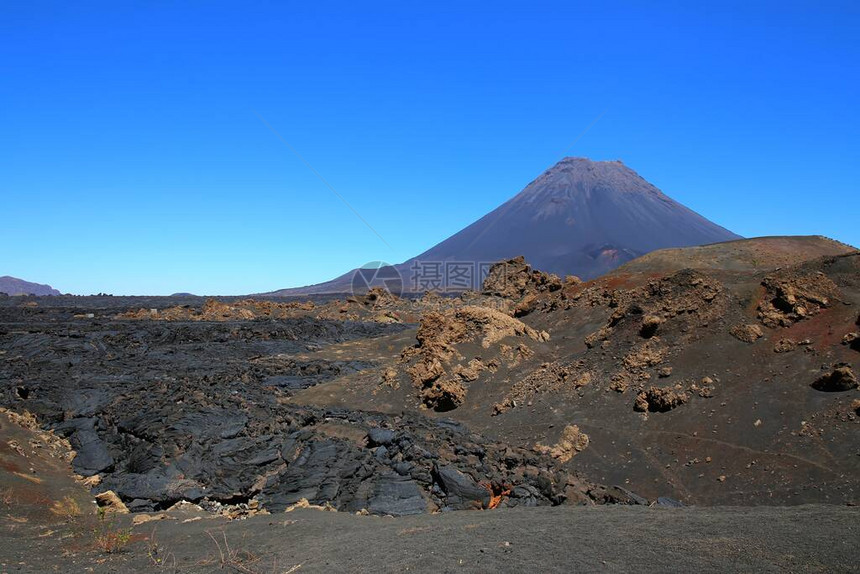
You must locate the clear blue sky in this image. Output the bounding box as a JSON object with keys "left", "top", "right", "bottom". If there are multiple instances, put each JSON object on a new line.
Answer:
{"left": 2, "top": 1, "right": 857, "bottom": 295}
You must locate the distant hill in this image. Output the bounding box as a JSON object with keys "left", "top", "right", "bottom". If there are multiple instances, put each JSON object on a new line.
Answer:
{"left": 265, "top": 157, "right": 741, "bottom": 295}
{"left": 0, "top": 276, "right": 61, "bottom": 296}
{"left": 610, "top": 235, "right": 858, "bottom": 276}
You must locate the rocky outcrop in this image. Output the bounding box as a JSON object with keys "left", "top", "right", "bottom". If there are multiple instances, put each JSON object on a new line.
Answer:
{"left": 482, "top": 256, "right": 562, "bottom": 300}
{"left": 634, "top": 386, "right": 689, "bottom": 412}
{"left": 730, "top": 324, "right": 764, "bottom": 343}
{"left": 640, "top": 315, "right": 664, "bottom": 338}
{"left": 432, "top": 465, "right": 491, "bottom": 510}
{"left": 402, "top": 306, "right": 548, "bottom": 411}
{"left": 352, "top": 286, "right": 400, "bottom": 308}
{"left": 757, "top": 271, "right": 839, "bottom": 327}
{"left": 95, "top": 490, "right": 130, "bottom": 514}
{"left": 811, "top": 365, "right": 858, "bottom": 392}
{"left": 534, "top": 425, "right": 589, "bottom": 463}
{"left": 774, "top": 338, "right": 797, "bottom": 353}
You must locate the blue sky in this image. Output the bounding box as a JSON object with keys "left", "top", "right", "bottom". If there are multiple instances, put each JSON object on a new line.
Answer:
{"left": 1, "top": 1, "right": 857, "bottom": 295}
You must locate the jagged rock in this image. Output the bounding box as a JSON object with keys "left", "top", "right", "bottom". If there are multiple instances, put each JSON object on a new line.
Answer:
{"left": 656, "top": 497, "right": 685, "bottom": 508}
{"left": 508, "top": 484, "right": 542, "bottom": 507}
{"left": 403, "top": 305, "right": 548, "bottom": 411}
{"left": 69, "top": 423, "right": 114, "bottom": 476}
{"left": 366, "top": 474, "right": 427, "bottom": 516}
{"left": 452, "top": 359, "right": 484, "bottom": 382}
{"left": 757, "top": 271, "right": 839, "bottom": 327}
{"left": 584, "top": 326, "right": 612, "bottom": 349}
{"left": 95, "top": 490, "right": 129, "bottom": 514}
{"left": 774, "top": 339, "right": 796, "bottom": 353}
{"left": 367, "top": 428, "right": 396, "bottom": 447}
{"left": 613, "top": 487, "right": 649, "bottom": 506}
{"left": 481, "top": 256, "right": 562, "bottom": 300}
{"left": 359, "top": 287, "right": 400, "bottom": 307}
{"left": 634, "top": 386, "right": 689, "bottom": 412}
{"left": 587, "top": 485, "right": 649, "bottom": 505}
{"left": 640, "top": 315, "right": 664, "bottom": 337}
{"left": 730, "top": 324, "right": 763, "bottom": 343}
{"left": 811, "top": 365, "right": 858, "bottom": 392}
{"left": 513, "top": 293, "right": 539, "bottom": 317}
{"left": 433, "top": 465, "right": 490, "bottom": 510}
{"left": 102, "top": 473, "right": 205, "bottom": 504}
{"left": 421, "top": 379, "right": 467, "bottom": 412}
{"left": 609, "top": 373, "right": 631, "bottom": 393}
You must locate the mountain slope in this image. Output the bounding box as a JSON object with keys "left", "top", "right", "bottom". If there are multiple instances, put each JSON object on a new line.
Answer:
{"left": 267, "top": 157, "right": 741, "bottom": 295}
{"left": 408, "top": 157, "right": 740, "bottom": 279}
{"left": 0, "top": 276, "right": 60, "bottom": 296}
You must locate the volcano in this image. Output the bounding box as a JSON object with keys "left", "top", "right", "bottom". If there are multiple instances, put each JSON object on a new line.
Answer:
{"left": 407, "top": 157, "right": 740, "bottom": 279}
{"left": 268, "top": 157, "right": 741, "bottom": 294}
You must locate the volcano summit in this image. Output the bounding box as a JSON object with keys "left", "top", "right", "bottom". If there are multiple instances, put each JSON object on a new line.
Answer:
{"left": 408, "top": 157, "right": 740, "bottom": 279}
{"left": 271, "top": 157, "right": 741, "bottom": 295}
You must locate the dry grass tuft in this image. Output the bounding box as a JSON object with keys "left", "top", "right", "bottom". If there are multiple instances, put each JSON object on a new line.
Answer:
{"left": 204, "top": 529, "right": 302, "bottom": 573}
{"left": 49, "top": 495, "right": 82, "bottom": 520}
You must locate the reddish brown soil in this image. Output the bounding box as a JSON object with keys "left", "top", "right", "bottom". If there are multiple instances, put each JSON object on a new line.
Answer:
{"left": 295, "top": 237, "right": 860, "bottom": 506}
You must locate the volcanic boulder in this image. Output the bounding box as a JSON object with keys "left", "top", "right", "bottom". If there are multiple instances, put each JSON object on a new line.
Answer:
{"left": 634, "top": 386, "right": 689, "bottom": 412}
{"left": 811, "top": 365, "right": 858, "bottom": 392}
{"left": 482, "top": 256, "right": 562, "bottom": 300}
{"left": 731, "top": 324, "right": 764, "bottom": 343}
{"left": 432, "top": 465, "right": 491, "bottom": 510}
{"left": 640, "top": 315, "right": 664, "bottom": 338}
{"left": 843, "top": 332, "right": 860, "bottom": 352}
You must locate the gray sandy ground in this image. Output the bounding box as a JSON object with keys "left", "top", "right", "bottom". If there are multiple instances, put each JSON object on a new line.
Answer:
{"left": 3, "top": 504, "right": 856, "bottom": 573}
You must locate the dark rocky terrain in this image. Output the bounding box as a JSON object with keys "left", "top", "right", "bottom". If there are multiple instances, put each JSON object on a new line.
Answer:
{"left": 1, "top": 235, "right": 858, "bottom": 572}
{"left": 267, "top": 157, "right": 741, "bottom": 295}
{"left": 0, "top": 276, "right": 60, "bottom": 296}
{"left": 1, "top": 303, "right": 612, "bottom": 518}
{"left": 300, "top": 236, "right": 860, "bottom": 506}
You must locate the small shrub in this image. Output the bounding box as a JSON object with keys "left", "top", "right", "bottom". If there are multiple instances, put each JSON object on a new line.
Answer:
{"left": 93, "top": 512, "right": 132, "bottom": 554}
